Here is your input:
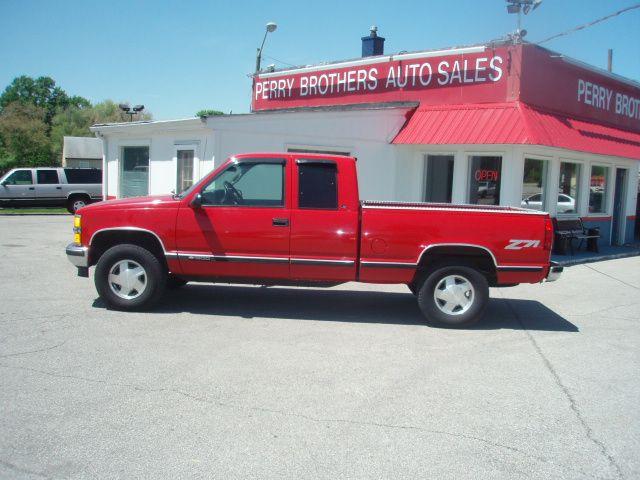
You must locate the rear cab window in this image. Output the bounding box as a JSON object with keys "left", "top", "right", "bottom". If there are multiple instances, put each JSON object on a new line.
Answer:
{"left": 296, "top": 160, "right": 338, "bottom": 209}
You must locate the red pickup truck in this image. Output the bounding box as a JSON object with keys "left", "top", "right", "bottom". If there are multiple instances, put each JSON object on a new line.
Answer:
{"left": 66, "top": 153, "right": 562, "bottom": 327}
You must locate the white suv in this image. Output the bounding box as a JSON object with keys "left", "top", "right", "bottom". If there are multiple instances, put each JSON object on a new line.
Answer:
{"left": 0, "top": 167, "right": 102, "bottom": 212}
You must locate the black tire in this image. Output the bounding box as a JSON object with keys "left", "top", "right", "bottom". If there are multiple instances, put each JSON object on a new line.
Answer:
{"left": 166, "top": 275, "right": 188, "bottom": 289}
{"left": 417, "top": 264, "right": 489, "bottom": 328}
{"left": 67, "top": 195, "right": 90, "bottom": 213}
{"left": 94, "top": 244, "right": 166, "bottom": 311}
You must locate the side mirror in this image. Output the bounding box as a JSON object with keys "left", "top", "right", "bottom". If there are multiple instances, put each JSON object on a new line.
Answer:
{"left": 190, "top": 193, "right": 202, "bottom": 208}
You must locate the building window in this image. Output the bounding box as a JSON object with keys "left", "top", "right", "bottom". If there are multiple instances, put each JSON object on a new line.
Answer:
{"left": 557, "top": 162, "right": 580, "bottom": 214}
{"left": 201, "top": 160, "right": 284, "bottom": 207}
{"left": 468, "top": 156, "right": 502, "bottom": 205}
{"left": 424, "top": 154, "right": 453, "bottom": 203}
{"left": 121, "top": 146, "right": 149, "bottom": 198}
{"left": 589, "top": 165, "right": 609, "bottom": 214}
{"left": 288, "top": 147, "right": 350, "bottom": 156}
{"left": 176, "top": 149, "right": 195, "bottom": 194}
{"left": 521, "top": 158, "right": 549, "bottom": 211}
{"left": 298, "top": 162, "right": 338, "bottom": 209}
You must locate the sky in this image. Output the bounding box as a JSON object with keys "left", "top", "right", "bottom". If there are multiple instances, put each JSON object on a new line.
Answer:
{"left": 1, "top": 0, "right": 639, "bottom": 120}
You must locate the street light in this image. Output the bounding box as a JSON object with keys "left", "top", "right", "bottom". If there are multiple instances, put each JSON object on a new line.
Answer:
{"left": 118, "top": 103, "right": 145, "bottom": 122}
{"left": 506, "top": 0, "right": 542, "bottom": 42}
{"left": 255, "top": 22, "right": 277, "bottom": 73}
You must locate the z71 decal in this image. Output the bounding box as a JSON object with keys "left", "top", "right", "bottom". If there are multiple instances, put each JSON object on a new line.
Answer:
{"left": 505, "top": 239, "right": 541, "bottom": 250}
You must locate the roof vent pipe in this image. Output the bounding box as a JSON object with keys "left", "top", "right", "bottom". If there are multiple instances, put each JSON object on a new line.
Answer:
{"left": 361, "top": 26, "right": 385, "bottom": 57}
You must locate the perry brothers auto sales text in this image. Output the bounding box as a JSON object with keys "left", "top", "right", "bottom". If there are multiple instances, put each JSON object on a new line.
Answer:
{"left": 255, "top": 56, "right": 504, "bottom": 100}
{"left": 578, "top": 78, "right": 640, "bottom": 121}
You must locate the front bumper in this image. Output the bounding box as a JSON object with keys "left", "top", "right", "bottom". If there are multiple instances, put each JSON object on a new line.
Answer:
{"left": 66, "top": 243, "right": 89, "bottom": 268}
{"left": 545, "top": 261, "right": 563, "bottom": 282}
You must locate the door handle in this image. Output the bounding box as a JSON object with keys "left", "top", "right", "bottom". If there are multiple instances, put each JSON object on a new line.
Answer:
{"left": 28, "top": 187, "right": 35, "bottom": 190}
{"left": 56, "top": 186, "right": 62, "bottom": 190}
{"left": 272, "top": 218, "right": 289, "bottom": 227}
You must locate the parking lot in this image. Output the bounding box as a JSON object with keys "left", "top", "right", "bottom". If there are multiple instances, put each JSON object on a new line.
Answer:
{"left": 0, "top": 215, "right": 639, "bottom": 479}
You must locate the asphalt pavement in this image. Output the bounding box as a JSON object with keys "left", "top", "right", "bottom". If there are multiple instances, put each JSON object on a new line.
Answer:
{"left": 0, "top": 215, "right": 638, "bottom": 479}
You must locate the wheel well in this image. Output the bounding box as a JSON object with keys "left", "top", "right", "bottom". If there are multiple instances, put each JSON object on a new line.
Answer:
{"left": 67, "top": 193, "right": 90, "bottom": 201}
{"left": 89, "top": 230, "right": 167, "bottom": 269}
{"left": 412, "top": 246, "right": 497, "bottom": 286}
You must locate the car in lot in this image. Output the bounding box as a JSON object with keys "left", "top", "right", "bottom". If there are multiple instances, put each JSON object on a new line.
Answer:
{"left": 521, "top": 193, "right": 576, "bottom": 213}
{"left": 0, "top": 167, "right": 102, "bottom": 212}
{"left": 66, "top": 152, "right": 561, "bottom": 328}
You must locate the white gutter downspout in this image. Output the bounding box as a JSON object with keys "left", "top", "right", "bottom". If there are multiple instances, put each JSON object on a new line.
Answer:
{"left": 94, "top": 131, "right": 108, "bottom": 200}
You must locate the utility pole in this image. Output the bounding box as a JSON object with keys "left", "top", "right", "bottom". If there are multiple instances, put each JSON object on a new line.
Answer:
{"left": 607, "top": 49, "right": 613, "bottom": 72}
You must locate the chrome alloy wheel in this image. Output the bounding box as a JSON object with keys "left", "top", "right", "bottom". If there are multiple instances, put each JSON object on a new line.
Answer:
{"left": 433, "top": 274, "right": 475, "bottom": 316}
{"left": 108, "top": 259, "right": 147, "bottom": 300}
{"left": 72, "top": 199, "right": 86, "bottom": 212}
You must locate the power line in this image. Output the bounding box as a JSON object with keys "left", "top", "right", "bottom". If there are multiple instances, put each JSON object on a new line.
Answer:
{"left": 536, "top": 3, "right": 640, "bottom": 44}
{"left": 263, "top": 54, "right": 299, "bottom": 68}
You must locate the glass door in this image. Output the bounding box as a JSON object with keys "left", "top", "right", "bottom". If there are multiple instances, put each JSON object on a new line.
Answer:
{"left": 120, "top": 146, "right": 149, "bottom": 198}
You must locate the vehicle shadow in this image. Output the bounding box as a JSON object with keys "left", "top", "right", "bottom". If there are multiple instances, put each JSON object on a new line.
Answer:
{"left": 93, "top": 284, "right": 578, "bottom": 332}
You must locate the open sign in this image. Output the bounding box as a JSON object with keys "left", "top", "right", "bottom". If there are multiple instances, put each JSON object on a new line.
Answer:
{"left": 475, "top": 169, "right": 499, "bottom": 181}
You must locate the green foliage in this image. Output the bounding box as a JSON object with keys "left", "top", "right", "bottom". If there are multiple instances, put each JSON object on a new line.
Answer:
{"left": 196, "top": 109, "right": 225, "bottom": 118}
{"left": 0, "top": 102, "right": 52, "bottom": 170}
{"left": 0, "top": 76, "right": 90, "bottom": 127}
{"left": 0, "top": 76, "right": 153, "bottom": 170}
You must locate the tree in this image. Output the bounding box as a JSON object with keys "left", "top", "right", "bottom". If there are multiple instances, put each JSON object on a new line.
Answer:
{"left": 0, "top": 76, "right": 90, "bottom": 128}
{"left": 196, "top": 109, "right": 225, "bottom": 118}
{"left": 0, "top": 102, "right": 52, "bottom": 171}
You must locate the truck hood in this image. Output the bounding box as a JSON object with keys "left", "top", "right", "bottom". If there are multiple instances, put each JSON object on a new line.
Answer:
{"left": 79, "top": 195, "right": 180, "bottom": 212}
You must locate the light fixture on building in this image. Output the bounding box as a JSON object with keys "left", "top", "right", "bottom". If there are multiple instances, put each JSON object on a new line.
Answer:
{"left": 119, "top": 103, "right": 145, "bottom": 122}
{"left": 506, "top": 0, "right": 542, "bottom": 43}
{"left": 255, "top": 22, "right": 278, "bottom": 73}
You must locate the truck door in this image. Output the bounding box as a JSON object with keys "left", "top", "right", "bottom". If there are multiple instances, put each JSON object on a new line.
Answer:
{"left": 35, "top": 169, "right": 64, "bottom": 205}
{"left": 290, "top": 159, "right": 358, "bottom": 282}
{"left": 0, "top": 169, "right": 35, "bottom": 204}
{"left": 175, "top": 157, "right": 291, "bottom": 280}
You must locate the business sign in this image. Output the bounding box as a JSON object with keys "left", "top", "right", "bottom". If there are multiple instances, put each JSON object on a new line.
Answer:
{"left": 252, "top": 46, "right": 513, "bottom": 111}
{"left": 519, "top": 45, "right": 640, "bottom": 132}
{"left": 252, "top": 43, "right": 640, "bottom": 133}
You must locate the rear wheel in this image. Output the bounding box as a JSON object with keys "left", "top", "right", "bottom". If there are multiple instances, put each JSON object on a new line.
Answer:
{"left": 417, "top": 264, "right": 489, "bottom": 328}
{"left": 67, "top": 195, "right": 89, "bottom": 213}
{"left": 94, "top": 244, "right": 166, "bottom": 310}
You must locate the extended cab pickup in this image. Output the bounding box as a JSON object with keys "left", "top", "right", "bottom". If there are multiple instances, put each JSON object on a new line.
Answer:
{"left": 66, "top": 153, "right": 562, "bottom": 327}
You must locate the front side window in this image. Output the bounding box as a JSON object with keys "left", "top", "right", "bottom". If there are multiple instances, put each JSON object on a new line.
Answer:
{"left": 36, "top": 169, "right": 59, "bottom": 184}
{"left": 3, "top": 170, "right": 32, "bottom": 185}
{"left": 298, "top": 162, "right": 338, "bottom": 209}
{"left": 558, "top": 162, "right": 580, "bottom": 214}
{"left": 589, "top": 165, "right": 609, "bottom": 214}
{"left": 521, "top": 158, "right": 549, "bottom": 211}
{"left": 201, "top": 160, "right": 284, "bottom": 207}
{"left": 468, "top": 156, "right": 502, "bottom": 205}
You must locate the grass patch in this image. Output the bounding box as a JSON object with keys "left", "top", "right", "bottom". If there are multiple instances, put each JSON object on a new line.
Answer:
{"left": 0, "top": 207, "right": 69, "bottom": 215}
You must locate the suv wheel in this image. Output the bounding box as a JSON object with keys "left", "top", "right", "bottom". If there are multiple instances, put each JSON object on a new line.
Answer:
{"left": 67, "top": 195, "right": 89, "bottom": 213}
{"left": 417, "top": 264, "right": 489, "bottom": 328}
{"left": 94, "top": 244, "right": 166, "bottom": 311}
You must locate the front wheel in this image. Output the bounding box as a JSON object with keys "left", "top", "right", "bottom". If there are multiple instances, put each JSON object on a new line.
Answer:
{"left": 417, "top": 265, "right": 489, "bottom": 328}
{"left": 94, "top": 244, "right": 166, "bottom": 311}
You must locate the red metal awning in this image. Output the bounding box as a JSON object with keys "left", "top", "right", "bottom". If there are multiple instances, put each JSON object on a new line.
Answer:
{"left": 392, "top": 102, "right": 640, "bottom": 160}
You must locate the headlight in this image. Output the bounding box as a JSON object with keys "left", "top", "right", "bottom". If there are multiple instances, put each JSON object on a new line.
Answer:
{"left": 73, "top": 215, "right": 81, "bottom": 245}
